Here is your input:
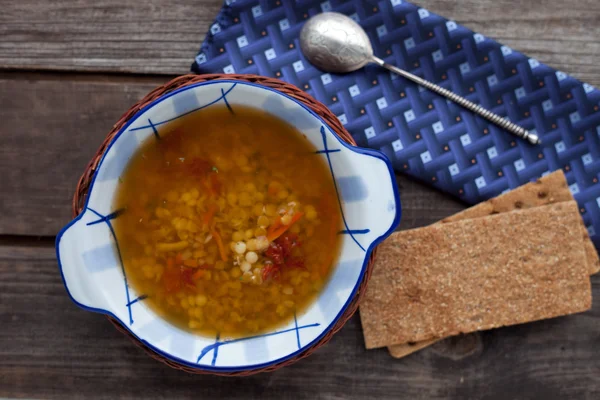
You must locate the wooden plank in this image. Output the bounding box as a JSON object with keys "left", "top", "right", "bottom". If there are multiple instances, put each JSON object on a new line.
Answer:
{"left": 0, "top": 0, "right": 598, "bottom": 87}
{"left": 416, "top": 0, "right": 600, "bottom": 87}
{"left": 1, "top": 244, "right": 599, "bottom": 399}
{"left": 0, "top": 72, "right": 463, "bottom": 236}
{"left": 0, "top": 73, "right": 170, "bottom": 236}
{"left": 395, "top": 175, "right": 465, "bottom": 230}
{"left": 0, "top": 0, "right": 223, "bottom": 74}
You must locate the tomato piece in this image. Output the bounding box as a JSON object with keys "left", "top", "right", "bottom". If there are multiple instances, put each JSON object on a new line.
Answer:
{"left": 189, "top": 158, "right": 212, "bottom": 176}
{"left": 209, "top": 173, "right": 222, "bottom": 194}
{"left": 286, "top": 257, "right": 306, "bottom": 270}
{"left": 262, "top": 263, "right": 280, "bottom": 282}
{"left": 180, "top": 267, "right": 195, "bottom": 287}
{"left": 163, "top": 264, "right": 181, "bottom": 293}
{"left": 265, "top": 242, "right": 285, "bottom": 265}
{"left": 276, "top": 233, "right": 300, "bottom": 258}
{"left": 163, "top": 256, "right": 198, "bottom": 293}
{"left": 264, "top": 233, "right": 306, "bottom": 276}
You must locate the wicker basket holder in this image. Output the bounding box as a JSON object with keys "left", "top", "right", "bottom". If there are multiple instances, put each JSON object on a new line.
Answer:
{"left": 72, "top": 74, "right": 377, "bottom": 376}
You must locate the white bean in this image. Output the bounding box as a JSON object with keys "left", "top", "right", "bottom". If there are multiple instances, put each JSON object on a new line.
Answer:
{"left": 240, "top": 261, "right": 252, "bottom": 273}
{"left": 245, "top": 251, "right": 258, "bottom": 264}
{"left": 233, "top": 241, "right": 247, "bottom": 254}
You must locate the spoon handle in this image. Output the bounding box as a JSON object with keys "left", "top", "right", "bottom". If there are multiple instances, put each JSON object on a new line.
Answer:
{"left": 371, "top": 56, "right": 540, "bottom": 145}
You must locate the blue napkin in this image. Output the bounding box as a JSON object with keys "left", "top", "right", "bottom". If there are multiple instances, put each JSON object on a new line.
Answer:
{"left": 192, "top": 0, "right": 600, "bottom": 249}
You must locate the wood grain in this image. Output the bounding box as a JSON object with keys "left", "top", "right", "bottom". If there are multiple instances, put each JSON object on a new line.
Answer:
{"left": 1, "top": 244, "right": 599, "bottom": 399}
{"left": 0, "top": 71, "right": 465, "bottom": 236}
{"left": 0, "top": 73, "right": 170, "bottom": 236}
{"left": 0, "top": 0, "right": 223, "bottom": 74}
{"left": 414, "top": 0, "right": 600, "bottom": 87}
{"left": 0, "top": 0, "right": 599, "bottom": 87}
{"left": 1, "top": 0, "right": 599, "bottom": 397}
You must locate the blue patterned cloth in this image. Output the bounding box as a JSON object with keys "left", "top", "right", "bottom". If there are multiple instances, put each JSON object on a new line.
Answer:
{"left": 192, "top": 0, "right": 600, "bottom": 249}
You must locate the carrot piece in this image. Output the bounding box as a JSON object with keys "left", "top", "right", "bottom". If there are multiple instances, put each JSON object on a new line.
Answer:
{"left": 290, "top": 212, "right": 303, "bottom": 224}
{"left": 166, "top": 257, "right": 175, "bottom": 270}
{"left": 201, "top": 174, "right": 222, "bottom": 197}
{"left": 201, "top": 178, "right": 213, "bottom": 196}
{"left": 267, "top": 181, "right": 284, "bottom": 197}
{"left": 267, "top": 212, "right": 304, "bottom": 241}
{"left": 203, "top": 203, "right": 219, "bottom": 226}
{"left": 163, "top": 257, "right": 179, "bottom": 293}
{"left": 192, "top": 269, "right": 205, "bottom": 280}
{"left": 174, "top": 253, "right": 183, "bottom": 265}
{"left": 183, "top": 259, "right": 198, "bottom": 268}
{"left": 266, "top": 217, "right": 283, "bottom": 238}
{"left": 211, "top": 227, "right": 228, "bottom": 262}
{"left": 192, "top": 263, "right": 213, "bottom": 280}
{"left": 209, "top": 173, "right": 222, "bottom": 195}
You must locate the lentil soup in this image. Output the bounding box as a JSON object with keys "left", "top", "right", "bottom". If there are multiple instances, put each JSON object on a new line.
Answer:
{"left": 113, "top": 105, "right": 343, "bottom": 338}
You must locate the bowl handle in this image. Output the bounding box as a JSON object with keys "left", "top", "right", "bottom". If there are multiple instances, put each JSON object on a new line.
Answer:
{"left": 56, "top": 209, "right": 121, "bottom": 314}
{"left": 334, "top": 147, "right": 401, "bottom": 251}
{"left": 361, "top": 148, "right": 401, "bottom": 240}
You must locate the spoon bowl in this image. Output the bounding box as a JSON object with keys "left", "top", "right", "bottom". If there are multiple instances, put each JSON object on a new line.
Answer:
{"left": 300, "top": 12, "right": 372, "bottom": 73}
{"left": 300, "top": 12, "right": 540, "bottom": 145}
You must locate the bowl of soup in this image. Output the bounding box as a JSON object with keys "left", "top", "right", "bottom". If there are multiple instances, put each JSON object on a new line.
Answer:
{"left": 56, "top": 78, "right": 401, "bottom": 372}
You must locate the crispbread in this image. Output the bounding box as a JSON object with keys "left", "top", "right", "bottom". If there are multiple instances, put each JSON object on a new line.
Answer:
{"left": 388, "top": 339, "right": 437, "bottom": 358}
{"left": 439, "top": 171, "right": 599, "bottom": 276}
{"left": 387, "top": 171, "right": 598, "bottom": 358}
{"left": 361, "top": 201, "right": 591, "bottom": 349}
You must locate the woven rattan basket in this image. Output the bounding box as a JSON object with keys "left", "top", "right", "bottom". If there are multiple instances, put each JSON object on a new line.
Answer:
{"left": 72, "top": 74, "right": 377, "bottom": 376}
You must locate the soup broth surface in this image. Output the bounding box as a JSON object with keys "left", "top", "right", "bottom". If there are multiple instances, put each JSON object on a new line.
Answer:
{"left": 113, "top": 105, "right": 343, "bottom": 338}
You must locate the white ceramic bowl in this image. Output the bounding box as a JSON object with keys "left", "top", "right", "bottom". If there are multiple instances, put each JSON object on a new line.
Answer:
{"left": 56, "top": 80, "right": 401, "bottom": 372}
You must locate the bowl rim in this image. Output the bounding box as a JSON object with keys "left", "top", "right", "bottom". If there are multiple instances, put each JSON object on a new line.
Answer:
{"left": 55, "top": 79, "right": 402, "bottom": 372}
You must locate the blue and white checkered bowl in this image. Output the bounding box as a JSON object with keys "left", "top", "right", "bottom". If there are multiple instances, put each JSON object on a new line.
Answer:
{"left": 56, "top": 79, "right": 401, "bottom": 372}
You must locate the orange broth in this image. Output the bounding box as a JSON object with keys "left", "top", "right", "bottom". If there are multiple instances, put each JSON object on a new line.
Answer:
{"left": 112, "top": 105, "right": 343, "bottom": 338}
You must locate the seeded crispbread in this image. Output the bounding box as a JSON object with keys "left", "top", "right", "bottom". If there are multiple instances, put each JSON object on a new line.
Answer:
{"left": 387, "top": 171, "right": 597, "bottom": 358}
{"left": 361, "top": 201, "right": 591, "bottom": 349}
{"left": 438, "top": 171, "right": 598, "bottom": 276}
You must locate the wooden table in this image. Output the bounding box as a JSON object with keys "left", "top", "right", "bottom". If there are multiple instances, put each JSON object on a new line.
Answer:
{"left": 1, "top": 1, "right": 599, "bottom": 398}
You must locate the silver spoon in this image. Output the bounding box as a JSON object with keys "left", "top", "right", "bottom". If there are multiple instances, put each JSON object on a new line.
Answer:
{"left": 300, "top": 12, "right": 540, "bottom": 145}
